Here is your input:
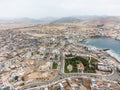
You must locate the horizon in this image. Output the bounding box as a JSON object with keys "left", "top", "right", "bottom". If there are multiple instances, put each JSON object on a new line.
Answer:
{"left": 0, "top": 15, "right": 120, "bottom": 20}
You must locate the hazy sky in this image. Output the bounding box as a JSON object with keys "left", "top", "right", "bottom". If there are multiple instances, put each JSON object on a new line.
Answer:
{"left": 0, "top": 0, "right": 120, "bottom": 18}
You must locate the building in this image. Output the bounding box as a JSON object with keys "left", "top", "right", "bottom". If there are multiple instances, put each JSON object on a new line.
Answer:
{"left": 58, "top": 83, "right": 64, "bottom": 90}
{"left": 77, "top": 63, "right": 84, "bottom": 72}
{"left": 0, "top": 86, "right": 11, "bottom": 90}
{"left": 0, "top": 79, "right": 3, "bottom": 86}
{"left": 91, "top": 79, "right": 111, "bottom": 90}
{"left": 25, "top": 59, "right": 35, "bottom": 65}
{"left": 67, "top": 64, "right": 73, "bottom": 72}
{"left": 117, "top": 65, "right": 120, "bottom": 72}
{"left": 97, "top": 63, "right": 112, "bottom": 72}
{"left": 44, "top": 87, "right": 48, "bottom": 90}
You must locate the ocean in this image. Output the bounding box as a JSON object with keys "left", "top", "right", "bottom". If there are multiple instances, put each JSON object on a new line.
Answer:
{"left": 82, "top": 37, "right": 120, "bottom": 62}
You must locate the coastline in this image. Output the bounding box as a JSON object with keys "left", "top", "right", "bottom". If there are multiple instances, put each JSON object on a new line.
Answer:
{"left": 81, "top": 36, "right": 120, "bottom": 64}
{"left": 106, "top": 50, "right": 120, "bottom": 63}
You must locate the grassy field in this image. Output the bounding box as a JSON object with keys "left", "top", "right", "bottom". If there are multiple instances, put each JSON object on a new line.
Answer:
{"left": 52, "top": 62, "right": 58, "bottom": 69}
{"left": 64, "top": 54, "right": 97, "bottom": 73}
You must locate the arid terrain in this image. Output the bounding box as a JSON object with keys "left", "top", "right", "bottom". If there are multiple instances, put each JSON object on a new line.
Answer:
{"left": 0, "top": 16, "right": 120, "bottom": 90}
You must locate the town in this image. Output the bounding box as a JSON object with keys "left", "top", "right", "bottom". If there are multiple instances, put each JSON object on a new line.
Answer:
{"left": 0, "top": 16, "right": 120, "bottom": 90}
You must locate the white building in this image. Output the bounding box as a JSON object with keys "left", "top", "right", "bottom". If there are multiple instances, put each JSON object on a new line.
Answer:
{"left": 97, "top": 63, "right": 112, "bottom": 72}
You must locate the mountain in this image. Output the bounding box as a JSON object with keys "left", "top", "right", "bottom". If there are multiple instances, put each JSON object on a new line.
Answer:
{"left": 0, "top": 16, "right": 120, "bottom": 24}
{"left": 0, "top": 17, "right": 59, "bottom": 24}
{"left": 40, "top": 17, "right": 59, "bottom": 22}
{"left": 51, "top": 16, "right": 105, "bottom": 24}
{"left": 51, "top": 17, "right": 82, "bottom": 23}
{"left": 50, "top": 16, "right": 120, "bottom": 25}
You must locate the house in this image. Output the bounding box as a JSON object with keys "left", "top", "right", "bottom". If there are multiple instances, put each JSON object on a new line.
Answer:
{"left": 0, "top": 79, "right": 3, "bottom": 85}
{"left": 91, "top": 80, "right": 111, "bottom": 90}
{"left": 77, "top": 63, "right": 84, "bottom": 72}
{"left": 44, "top": 87, "right": 48, "bottom": 90}
{"left": 67, "top": 78, "right": 80, "bottom": 90}
{"left": 58, "top": 83, "right": 64, "bottom": 90}
{"left": 1, "top": 86, "right": 11, "bottom": 90}
{"left": 25, "top": 59, "right": 35, "bottom": 65}
{"left": 117, "top": 65, "right": 120, "bottom": 72}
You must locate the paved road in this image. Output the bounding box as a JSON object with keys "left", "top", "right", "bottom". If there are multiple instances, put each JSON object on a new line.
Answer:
{"left": 20, "top": 68, "right": 120, "bottom": 90}
{"left": 20, "top": 53, "right": 120, "bottom": 90}
{"left": 20, "top": 73, "right": 102, "bottom": 90}
{"left": 104, "top": 66, "right": 120, "bottom": 81}
{"left": 59, "top": 50, "right": 64, "bottom": 73}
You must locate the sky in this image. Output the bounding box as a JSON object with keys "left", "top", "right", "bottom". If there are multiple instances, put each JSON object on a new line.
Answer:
{"left": 0, "top": 0, "right": 120, "bottom": 19}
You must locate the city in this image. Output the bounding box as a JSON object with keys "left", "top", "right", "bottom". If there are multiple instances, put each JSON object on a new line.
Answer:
{"left": 0, "top": 0, "right": 120, "bottom": 90}
{"left": 0, "top": 17, "right": 120, "bottom": 89}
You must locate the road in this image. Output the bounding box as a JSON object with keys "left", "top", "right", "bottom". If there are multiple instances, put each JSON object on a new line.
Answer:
{"left": 21, "top": 69, "right": 120, "bottom": 90}
{"left": 104, "top": 65, "right": 120, "bottom": 81}
{"left": 20, "top": 73, "right": 102, "bottom": 90}
{"left": 20, "top": 52, "right": 120, "bottom": 90}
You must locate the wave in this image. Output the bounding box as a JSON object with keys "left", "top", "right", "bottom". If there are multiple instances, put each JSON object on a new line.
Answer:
{"left": 83, "top": 39, "right": 91, "bottom": 44}
{"left": 106, "top": 50, "right": 120, "bottom": 62}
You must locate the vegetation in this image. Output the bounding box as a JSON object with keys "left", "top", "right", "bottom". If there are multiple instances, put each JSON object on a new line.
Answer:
{"left": 64, "top": 54, "right": 97, "bottom": 73}
{"left": 65, "top": 53, "right": 73, "bottom": 57}
{"left": 90, "top": 57, "right": 99, "bottom": 65}
{"left": 83, "top": 56, "right": 99, "bottom": 65}
{"left": 19, "top": 83, "right": 24, "bottom": 86}
{"left": 117, "top": 80, "right": 120, "bottom": 85}
{"left": 21, "top": 77, "right": 25, "bottom": 81}
{"left": 55, "top": 54, "right": 58, "bottom": 60}
{"left": 52, "top": 62, "right": 58, "bottom": 69}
